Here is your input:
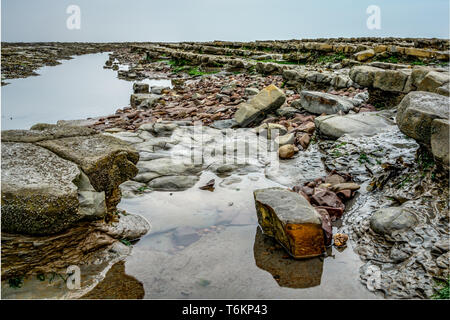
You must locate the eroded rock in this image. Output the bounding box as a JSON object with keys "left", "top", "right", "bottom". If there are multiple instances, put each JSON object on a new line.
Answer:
{"left": 254, "top": 187, "right": 325, "bottom": 258}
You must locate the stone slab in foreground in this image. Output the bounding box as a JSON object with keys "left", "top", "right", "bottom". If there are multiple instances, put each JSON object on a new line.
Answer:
{"left": 254, "top": 187, "right": 325, "bottom": 258}
{"left": 1, "top": 142, "right": 82, "bottom": 235}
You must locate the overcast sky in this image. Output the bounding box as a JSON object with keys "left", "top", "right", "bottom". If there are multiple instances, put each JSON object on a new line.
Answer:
{"left": 1, "top": 0, "right": 449, "bottom": 42}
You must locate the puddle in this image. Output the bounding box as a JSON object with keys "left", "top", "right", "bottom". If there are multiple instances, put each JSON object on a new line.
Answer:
{"left": 119, "top": 171, "right": 379, "bottom": 299}
{"left": 1, "top": 53, "right": 171, "bottom": 130}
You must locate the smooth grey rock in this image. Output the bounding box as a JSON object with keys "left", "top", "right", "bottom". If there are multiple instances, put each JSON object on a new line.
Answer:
{"left": 315, "top": 112, "right": 394, "bottom": 139}
{"left": 75, "top": 172, "right": 107, "bottom": 220}
{"left": 370, "top": 207, "right": 418, "bottom": 236}
{"left": 299, "top": 91, "right": 354, "bottom": 115}
{"left": 147, "top": 175, "right": 199, "bottom": 191}
{"left": 94, "top": 213, "right": 150, "bottom": 240}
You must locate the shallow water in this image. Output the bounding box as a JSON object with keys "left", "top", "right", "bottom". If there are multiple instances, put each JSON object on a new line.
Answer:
{"left": 1, "top": 54, "right": 380, "bottom": 299}
{"left": 119, "top": 170, "right": 379, "bottom": 299}
{"left": 1, "top": 53, "right": 171, "bottom": 130}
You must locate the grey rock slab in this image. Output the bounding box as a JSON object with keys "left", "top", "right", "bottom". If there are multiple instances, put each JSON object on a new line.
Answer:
{"left": 298, "top": 91, "right": 354, "bottom": 115}
{"left": 370, "top": 207, "right": 418, "bottom": 236}
{"left": 315, "top": 111, "right": 395, "bottom": 139}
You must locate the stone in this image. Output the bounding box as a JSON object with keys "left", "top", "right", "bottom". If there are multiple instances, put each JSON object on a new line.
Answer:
{"left": 333, "top": 233, "right": 349, "bottom": 247}
{"left": 278, "top": 144, "right": 296, "bottom": 159}
{"left": 354, "top": 49, "right": 375, "bottom": 61}
{"left": 211, "top": 119, "right": 238, "bottom": 129}
{"left": 76, "top": 172, "right": 107, "bottom": 220}
{"left": 94, "top": 213, "right": 150, "bottom": 240}
{"left": 147, "top": 175, "right": 199, "bottom": 191}
{"left": 276, "top": 106, "right": 299, "bottom": 118}
{"left": 330, "top": 183, "right": 360, "bottom": 192}
{"left": 349, "top": 65, "right": 381, "bottom": 87}
{"left": 396, "top": 91, "right": 449, "bottom": 146}
{"left": 370, "top": 207, "right": 418, "bottom": 236}
{"left": 255, "top": 123, "right": 287, "bottom": 139}
{"left": 151, "top": 86, "right": 169, "bottom": 94}
{"left": 315, "top": 112, "right": 394, "bottom": 139}
{"left": 373, "top": 69, "right": 410, "bottom": 93}
{"left": 36, "top": 134, "right": 139, "bottom": 198}
{"left": 244, "top": 87, "right": 259, "bottom": 96}
{"left": 298, "top": 134, "right": 311, "bottom": 149}
{"left": 275, "top": 133, "right": 295, "bottom": 146}
{"left": 1, "top": 142, "right": 81, "bottom": 235}
{"left": 254, "top": 187, "right": 325, "bottom": 258}
{"left": 133, "top": 82, "right": 149, "bottom": 94}
{"left": 119, "top": 180, "right": 148, "bottom": 198}
{"left": 234, "top": 84, "right": 286, "bottom": 127}
{"left": 134, "top": 158, "right": 202, "bottom": 183}
{"left": 298, "top": 91, "right": 354, "bottom": 115}
{"left": 325, "top": 174, "right": 346, "bottom": 186}
{"left": 1, "top": 124, "right": 96, "bottom": 143}
{"left": 130, "top": 93, "right": 160, "bottom": 109}
{"left": 431, "top": 119, "right": 450, "bottom": 167}
{"left": 416, "top": 71, "right": 450, "bottom": 94}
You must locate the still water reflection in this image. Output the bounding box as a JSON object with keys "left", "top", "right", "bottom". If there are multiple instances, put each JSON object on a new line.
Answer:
{"left": 1, "top": 53, "right": 171, "bottom": 130}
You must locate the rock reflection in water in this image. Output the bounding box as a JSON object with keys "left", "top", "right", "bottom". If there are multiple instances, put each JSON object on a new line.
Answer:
{"left": 253, "top": 227, "right": 323, "bottom": 289}
{"left": 81, "top": 261, "right": 144, "bottom": 299}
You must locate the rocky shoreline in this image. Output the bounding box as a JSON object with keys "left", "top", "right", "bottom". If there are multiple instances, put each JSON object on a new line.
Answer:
{"left": 1, "top": 38, "right": 449, "bottom": 299}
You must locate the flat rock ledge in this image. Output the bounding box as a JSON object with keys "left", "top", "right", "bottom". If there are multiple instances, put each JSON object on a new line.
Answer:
{"left": 1, "top": 124, "right": 149, "bottom": 284}
{"left": 254, "top": 187, "right": 325, "bottom": 259}
{"left": 1, "top": 124, "right": 139, "bottom": 235}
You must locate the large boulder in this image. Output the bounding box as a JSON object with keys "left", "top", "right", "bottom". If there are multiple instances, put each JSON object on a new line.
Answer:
{"left": 296, "top": 91, "right": 354, "bottom": 115}
{"left": 396, "top": 91, "right": 449, "bottom": 146}
{"left": 254, "top": 187, "right": 325, "bottom": 258}
{"left": 315, "top": 112, "right": 394, "bottom": 139}
{"left": 234, "top": 84, "right": 286, "bottom": 127}
{"left": 1, "top": 143, "right": 90, "bottom": 235}
{"left": 370, "top": 207, "right": 418, "bottom": 236}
